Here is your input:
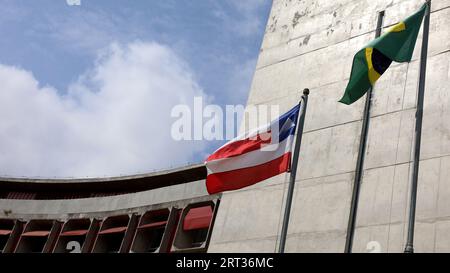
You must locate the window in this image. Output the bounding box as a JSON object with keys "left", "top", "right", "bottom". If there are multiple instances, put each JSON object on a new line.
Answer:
{"left": 15, "top": 220, "right": 61, "bottom": 253}
{"left": 0, "top": 219, "right": 15, "bottom": 253}
{"left": 92, "top": 215, "right": 131, "bottom": 253}
{"left": 171, "top": 200, "right": 218, "bottom": 253}
{"left": 131, "top": 209, "right": 175, "bottom": 253}
{"left": 54, "top": 219, "right": 99, "bottom": 253}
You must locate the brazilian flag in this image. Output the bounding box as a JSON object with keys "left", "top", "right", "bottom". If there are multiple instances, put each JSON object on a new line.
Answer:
{"left": 339, "top": 3, "right": 428, "bottom": 105}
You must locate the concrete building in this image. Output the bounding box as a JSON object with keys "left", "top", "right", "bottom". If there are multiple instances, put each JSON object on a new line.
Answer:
{"left": 208, "top": 0, "right": 450, "bottom": 253}
{"left": 1, "top": 0, "right": 450, "bottom": 253}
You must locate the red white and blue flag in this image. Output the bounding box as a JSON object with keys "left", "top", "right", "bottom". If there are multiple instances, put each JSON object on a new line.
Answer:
{"left": 205, "top": 104, "right": 302, "bottom": 194}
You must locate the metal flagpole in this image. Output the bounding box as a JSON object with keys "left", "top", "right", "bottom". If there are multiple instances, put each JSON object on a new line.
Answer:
{"left": 404, "top": 0, "right": 431, "bottom": 254}
{"left": 278, "top": 88, "right": 310, "bottom": 253}
{"left": 344, "top": 10, "right": 385, "bottom": 253}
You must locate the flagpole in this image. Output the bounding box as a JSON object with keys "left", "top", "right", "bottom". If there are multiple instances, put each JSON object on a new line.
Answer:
{"left": 344, "top": 11, "right": 385, "bottom": 253}
{"left": 404, "top": 0, "right": 431, "bottom": 254}
{"left": 278, "top": 88, "right": 309, "bottom": 253}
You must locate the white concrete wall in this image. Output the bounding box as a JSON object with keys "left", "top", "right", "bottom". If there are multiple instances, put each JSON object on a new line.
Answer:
{"left": 208, "top": 0, "right": 450, "bottom": 253}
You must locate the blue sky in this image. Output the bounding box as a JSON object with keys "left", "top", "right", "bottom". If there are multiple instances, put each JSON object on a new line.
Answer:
{"left": 0, "top": 0, "right": 271, "bottom": 177}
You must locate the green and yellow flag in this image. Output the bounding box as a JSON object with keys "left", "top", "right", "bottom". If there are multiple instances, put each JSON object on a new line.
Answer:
{"left": 339, "top": 3, "right": 428, "bottom": 105}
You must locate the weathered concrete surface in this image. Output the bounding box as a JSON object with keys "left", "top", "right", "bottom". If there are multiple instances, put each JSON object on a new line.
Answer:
{"left": 209, "top": 0, "right": 450, "bottom": 253}
{"left": 0, "top": 180, "right": 210, "bottom": 220}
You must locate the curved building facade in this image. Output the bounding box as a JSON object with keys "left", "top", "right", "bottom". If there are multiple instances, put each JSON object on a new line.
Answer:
{"left": 0, "top": 165, "right": 220, "bottom": 253}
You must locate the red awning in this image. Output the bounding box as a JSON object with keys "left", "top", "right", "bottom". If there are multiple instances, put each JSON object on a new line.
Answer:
{"left": 138, "top": 221, "right": 167, "bottom": 230}
{"left": 0, "top": 229, "right": 12, "bottom": 236}
{"left": 183, "top": 206, "right": 213, "bottom": 231}
{"left": 99, "top": 226, "right": 127, "bottom": 235}
{"left": 60, "top": 229, "right": 89, "bottom": 236}
{"left": 22, "top": 230, "right": 50, "bottom": 237}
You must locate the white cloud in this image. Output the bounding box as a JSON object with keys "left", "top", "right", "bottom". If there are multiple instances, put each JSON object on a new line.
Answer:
{"left": 0, "top": 41, "right": 208, "bottom": 178}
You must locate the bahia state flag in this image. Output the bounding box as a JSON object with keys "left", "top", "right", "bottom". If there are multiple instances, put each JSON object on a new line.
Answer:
{"left": 339, "top": 3, "right": 427, "bottom": 105}
{"left": 205, "top": 104, "right": 302, "bottom": 194}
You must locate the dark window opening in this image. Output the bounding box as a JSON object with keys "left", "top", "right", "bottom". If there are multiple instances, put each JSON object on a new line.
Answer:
{"left": 93, "top": 215, "right": 130, "bottom": 253}
{"left": 190, "top": 228, "right": 209, "bottom": 248}
{"left": 0, "top": 235, "right": 9, "bottom": 252}
{"left": 18, "top": 236, "right": 48, "bottom": 253}
{"left": 15, "top": 220, "right": 56, "bottom": 253}
{"left": 172, "top": 202, "right": 217, "bottom": 252}
{"left": 135, "top": 227, "right": 165, "bottom": 253}
{"left": 54, "top": 219, "right": 91, "bottom": 253}
{"left": 131, "top": 209, "right": 171, "bottom": 253}
{"left": 0, "top": 220, "right": 14, "bottom": 253}
{"left": 98, "top": 233, "right": 124, "bottom": 253}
